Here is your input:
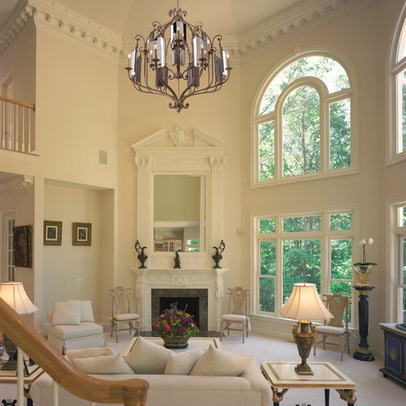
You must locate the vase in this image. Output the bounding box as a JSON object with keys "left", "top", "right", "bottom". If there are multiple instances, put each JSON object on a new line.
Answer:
{"left": 161, "top": 335, "right": 189, "bottom": 349}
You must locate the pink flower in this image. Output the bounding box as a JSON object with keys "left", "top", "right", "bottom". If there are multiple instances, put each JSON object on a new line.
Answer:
{"left": 165, "top": 325, "right": 171, "bottom": 332}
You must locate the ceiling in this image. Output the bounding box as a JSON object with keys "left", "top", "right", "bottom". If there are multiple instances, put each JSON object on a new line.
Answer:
{"left": 1, "top": 0, "right": 306, "bottom": 40}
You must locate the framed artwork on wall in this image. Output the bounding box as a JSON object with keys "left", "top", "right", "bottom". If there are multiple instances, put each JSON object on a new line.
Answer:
{"left": 13, "top": 225, "right": 33, "bottom": 268}
{"left": 43, "top": 220, "right": 62, "bottom": 246}
{"left": 72, "top": 222, "right": 92, "bottom": 246}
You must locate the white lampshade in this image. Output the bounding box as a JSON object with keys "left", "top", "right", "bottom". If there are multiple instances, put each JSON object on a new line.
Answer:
{"left": 280, "top": 282, "right": 333, "bottom": 321}
{"left": 0, "top": 281, "right": 38, "bottom": 315}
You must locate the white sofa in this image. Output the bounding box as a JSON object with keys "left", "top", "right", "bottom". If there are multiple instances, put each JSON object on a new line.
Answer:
{"left": 31, "top": 338, "right": 272, "bottom": 406}
{"left": 47, "top": 300, "right": 106, "bottom": 353}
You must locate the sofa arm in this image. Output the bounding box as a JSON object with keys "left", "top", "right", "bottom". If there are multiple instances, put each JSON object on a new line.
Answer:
{"left": 241, "top": 361, "right": 272, "bottom": 406}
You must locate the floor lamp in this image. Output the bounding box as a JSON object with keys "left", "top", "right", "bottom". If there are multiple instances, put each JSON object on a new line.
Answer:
{"left": 0, "top": 281, "right": 38, "bottom": 406}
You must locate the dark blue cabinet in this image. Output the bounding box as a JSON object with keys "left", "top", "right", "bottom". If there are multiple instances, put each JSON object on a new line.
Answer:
{"left": 380, "top": 323, "right": 406, "bottom": 385}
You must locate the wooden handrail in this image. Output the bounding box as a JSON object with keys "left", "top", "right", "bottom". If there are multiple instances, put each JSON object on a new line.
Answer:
{"left": 0, "top": 95, "right": 35, "bottom": 111}
{"left": 0, "top": 298, "right": 149, "bottom": 405}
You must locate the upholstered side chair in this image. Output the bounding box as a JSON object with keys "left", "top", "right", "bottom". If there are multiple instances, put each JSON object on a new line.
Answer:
{"left": 313, "top": 293, "right": 351, "bottom": 361}
{"left": 109, "top": 286, "right": 140, "bottom": 342}
{"left": 220, "top": 287, "right": 250, "bottom": 343}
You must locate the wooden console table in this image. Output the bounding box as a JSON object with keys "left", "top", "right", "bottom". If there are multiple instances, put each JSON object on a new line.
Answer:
{"left": 261, "top": 361, "right": 356, "bottom": 406}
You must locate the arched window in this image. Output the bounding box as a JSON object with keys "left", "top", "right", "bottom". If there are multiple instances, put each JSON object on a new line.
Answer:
{"left": 388, "top": 3, "right": 406, "bottom": 164}
{"left": 253, "top": 54, "right": 354, "bottom": 186}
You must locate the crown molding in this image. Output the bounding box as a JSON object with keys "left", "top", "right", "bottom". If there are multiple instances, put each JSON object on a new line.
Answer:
{"left": 29, "top": 0, "right": 124, "bottom": 62}
{"left": 0, "top": 3, "right": 35, "bottom": 61}
{"left": 235, "top": 0, "right": 376, "bottom": 55}
{"left": 0, "top": 175, "right": 34, "bottom": 199}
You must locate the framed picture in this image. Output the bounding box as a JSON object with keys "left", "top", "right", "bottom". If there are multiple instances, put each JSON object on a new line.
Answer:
{"left": 43, "top": 221, "right": 62, "bottom": 246}
{"left": 13, "top": 225, "right": 33, "bottom": 268}
{"left": 72, "top": 222, "right": 92, "bottom": 246}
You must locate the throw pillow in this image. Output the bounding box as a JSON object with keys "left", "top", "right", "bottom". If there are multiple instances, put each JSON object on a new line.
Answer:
{"left": 164, "top": 348, "right": 204, "bottom": 375}
{"left": 65, "top": 347, "right": 116, "bottom": 364}
{"left": 73, "top": 354, "right": 134, "bottom": 374}
{"left": 190, "top": 345, "right": 252, "bottom": 377}
{"left": 51, "top": 301, "right": 81, "bottom": 326}
{"left": 124, "top": 336, "right": 172, "bottom": 374}
{"left": 69, "top": 300, "right": 95, "bottom": 322}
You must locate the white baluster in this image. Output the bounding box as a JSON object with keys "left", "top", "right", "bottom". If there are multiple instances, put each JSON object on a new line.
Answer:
{"left": 1, "top": 101, "right": 4, "bottom": 148}
{"left": 8, "top": 100, "right": 11, "bottom": 149}
{"left": 15, "top": 104, "right": 18, "bottom": 151}
{"left": 53, "top": 379, "right": 59, "bottom": 406}
{"left": 22, "top": 107, "right": 25, "bottom": 152}
{"left": 28, "top": 108, "right": 31, "bottom": 153}
{"left": 17, "top": 347, "right": 24, "bottom": 406}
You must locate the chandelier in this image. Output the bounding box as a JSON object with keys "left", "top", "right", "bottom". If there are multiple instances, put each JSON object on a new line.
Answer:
{"left": 126, "top": 1, "right": 232, "bottom": 113}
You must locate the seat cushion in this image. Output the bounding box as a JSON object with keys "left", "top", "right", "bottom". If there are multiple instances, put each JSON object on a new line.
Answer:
{"left": 112, "top": 313, "right": 139, "bottom": 321}
{"left": 222, "top": 314, "right": 248, "bottom": 322}
{"left": 316, "top": 325, "right": 346, "bottom": 334}
{"left": 50, "top": 322, "right": 103, "bottom": 340}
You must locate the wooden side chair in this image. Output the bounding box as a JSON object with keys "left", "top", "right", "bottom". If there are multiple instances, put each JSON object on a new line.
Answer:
{"left": 220, "top": 287, "right": 250, "bottom": 343}
{"left": 109, "top": 286, "right": 140, "bottom": 343}
{"left": 313, "top": 293, "right": 351, "bottom": 361}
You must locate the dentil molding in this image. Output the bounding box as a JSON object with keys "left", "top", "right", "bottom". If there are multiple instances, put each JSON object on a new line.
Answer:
{"left": 0, "top": 175, "right": 34, "bottom": 199}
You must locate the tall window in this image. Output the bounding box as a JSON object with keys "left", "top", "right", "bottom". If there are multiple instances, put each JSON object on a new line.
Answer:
{"left": 254, "top": 54, "right": 353, "bottom": 186}
{"left": 389, "top": 4, "right": 406, "bottom": 164}
{"left": 393, "top": 203, "right": 406, "bottom": 322}
{"left": 254, "top": 210, "right": 353, "bottom": 321}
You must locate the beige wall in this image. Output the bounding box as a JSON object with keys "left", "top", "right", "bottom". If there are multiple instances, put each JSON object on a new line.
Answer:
{"left": 35, "top": 29, "right": 118, "bottom": 189}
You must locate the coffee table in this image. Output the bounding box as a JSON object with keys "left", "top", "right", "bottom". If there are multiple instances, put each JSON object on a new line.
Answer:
{"left": 124, "top": 336, "right": 222, "bottom": 355}
{"left": 261, "top": 361, "right": 356, "bottom": 406}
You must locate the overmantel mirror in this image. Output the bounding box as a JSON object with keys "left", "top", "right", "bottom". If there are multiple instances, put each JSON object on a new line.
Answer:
{"left": 132, "top": 126, "right": 226, "bottom": 269}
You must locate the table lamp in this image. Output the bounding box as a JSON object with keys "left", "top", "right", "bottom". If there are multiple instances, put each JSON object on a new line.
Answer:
{"left": 0, "top": 281, "right": 38, "bottom": 371}
{"left": 280, "top": 282, "right": 333, "bottom": 375}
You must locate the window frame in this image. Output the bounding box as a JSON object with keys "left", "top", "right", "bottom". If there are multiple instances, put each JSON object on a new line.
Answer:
{"left": 387, "top": 1, "right": 406, "bottom": 166}
{"left": 251, "top": 49, "right": 358, "bottom": 188}
{"left": 388, "top": 200, "right": 406, "bottom": 322}
{"left": 251, "top": 208, "right": 355, "bottom": 327}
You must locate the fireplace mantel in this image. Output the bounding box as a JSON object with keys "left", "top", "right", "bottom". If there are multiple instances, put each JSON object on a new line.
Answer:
{"left": 131, "top": 267, "right": 229, "bottom": 331}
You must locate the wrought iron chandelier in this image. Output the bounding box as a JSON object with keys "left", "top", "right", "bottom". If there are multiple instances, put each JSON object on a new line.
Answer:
{"left": 126, "top": 1, "right": 232, "bottom": 113}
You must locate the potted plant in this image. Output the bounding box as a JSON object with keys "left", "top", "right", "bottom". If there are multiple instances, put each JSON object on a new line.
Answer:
{"left": 152, "top": 303, "right": 199, "bottom": 348}
{"left": 353, "top": 237, "right": 377, "bottom": 285}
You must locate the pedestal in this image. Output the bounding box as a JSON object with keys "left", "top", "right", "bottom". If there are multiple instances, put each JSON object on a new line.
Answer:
{"left": 353, "top": 284, "right": 375, "bottom": 361}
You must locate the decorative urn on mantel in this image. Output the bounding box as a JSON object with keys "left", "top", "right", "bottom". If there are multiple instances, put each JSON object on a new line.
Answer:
{"left": 352, "top": 237, "right": 376, "bottom": 362}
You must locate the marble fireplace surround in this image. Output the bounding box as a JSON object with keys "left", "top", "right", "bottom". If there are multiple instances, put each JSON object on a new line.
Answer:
{"left": 131, "top": 268, "right": 228, "bottom": 331}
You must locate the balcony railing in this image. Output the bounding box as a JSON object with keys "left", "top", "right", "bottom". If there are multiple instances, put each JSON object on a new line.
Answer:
{"left": 0, "top": 298, "right": 149, "bottom": 406}
{"left": 0, "top": 95, "right": 36, "bottom": 155}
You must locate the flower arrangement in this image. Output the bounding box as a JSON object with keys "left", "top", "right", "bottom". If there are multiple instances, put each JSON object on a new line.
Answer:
{"left": 353, "top": 237, "right": 376, "bottom": 285}
{"left": 354, "top": 237, "right": 376, "bottom": 266}
{"left": 152, "top": 303, "right": 199, "bottom": 338}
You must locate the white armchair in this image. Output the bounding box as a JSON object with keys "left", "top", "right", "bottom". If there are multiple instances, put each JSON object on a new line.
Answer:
{"left": 47, "top": 300, "right": 106, "bottom": 354}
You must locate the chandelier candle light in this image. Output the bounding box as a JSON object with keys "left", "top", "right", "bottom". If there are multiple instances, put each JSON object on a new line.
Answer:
{"left": 126, "top": 0, "right": 232, "bottom": 112}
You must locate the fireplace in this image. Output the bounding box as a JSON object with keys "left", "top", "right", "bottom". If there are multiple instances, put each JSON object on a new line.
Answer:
{"left": 131, "top": 267, "right": 228, "bottom": 331}
{"left": 151, "top": 289, "right": 208, "bottom": 331}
